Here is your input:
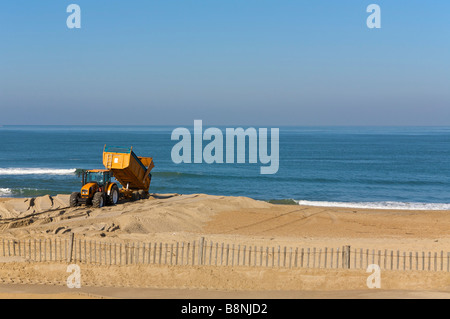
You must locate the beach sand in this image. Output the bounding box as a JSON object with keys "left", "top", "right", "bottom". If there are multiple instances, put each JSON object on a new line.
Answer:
{"left": 0, "top": 193, "right": 448, "bottom": 298}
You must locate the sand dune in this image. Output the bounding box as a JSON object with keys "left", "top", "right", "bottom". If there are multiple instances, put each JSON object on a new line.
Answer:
{"left": 1, "top": 193, "right": 448, "bottom": 251}
{"left": 0, "top": 195, "right": 69, "bottom": 219}
{"left": 0, "top": 193, "right": 448, "bottom": 298}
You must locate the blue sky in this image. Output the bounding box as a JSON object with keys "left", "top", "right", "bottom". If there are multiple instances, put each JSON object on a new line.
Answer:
{"left": 1, "top": 1, "right": 449, "bottom": 125}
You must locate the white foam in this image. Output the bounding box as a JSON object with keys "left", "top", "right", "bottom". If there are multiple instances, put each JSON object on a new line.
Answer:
{"left": 296, "top": 200, "right": 450, "bottom": 211}
{"left": 0, "top": 188, "right": 12, "bottom": 196}
{"left": 0, "top": 168, "right": 77, "bottom": 176}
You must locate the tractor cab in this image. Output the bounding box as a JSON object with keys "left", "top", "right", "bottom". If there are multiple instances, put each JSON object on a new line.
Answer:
{"left": 80, "top": 169, "right": 112, "bottom": 197}
{"left": 83, "top": 170, "right": 112, "bottom": 189}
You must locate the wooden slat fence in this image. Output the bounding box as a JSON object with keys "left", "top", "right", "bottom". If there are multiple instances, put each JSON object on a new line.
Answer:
{"left": 1, "top": 236, "right": 449, "bottom": 272}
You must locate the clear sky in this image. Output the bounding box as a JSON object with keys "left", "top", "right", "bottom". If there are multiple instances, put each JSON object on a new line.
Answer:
{"left": 1, "top": 1, "right": 449, "bottom": 126}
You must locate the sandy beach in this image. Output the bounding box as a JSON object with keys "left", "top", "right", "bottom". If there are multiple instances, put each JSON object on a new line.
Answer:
{"left": 0, "top": 193, "right": 448, "bottom": 299}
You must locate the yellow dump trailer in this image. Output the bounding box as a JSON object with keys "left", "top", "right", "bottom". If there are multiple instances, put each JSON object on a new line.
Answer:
{"left": 103, "top": 145, "right": 155, "bottom": 200}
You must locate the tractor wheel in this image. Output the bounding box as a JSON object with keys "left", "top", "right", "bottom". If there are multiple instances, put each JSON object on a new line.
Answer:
{"left": 138, "top": 190, "right": 146, "bottom": 200}
{"left": 70, "top": 192, "right": 80, "bottom": 207}
{"left": 132, "top": 191, "right": 140, "bottom": 201}
{"left": 108, "top": 185, "right": 120, "bottom": 205}
{"left": 92, "top": 192, "right": 106, "bottom": 208}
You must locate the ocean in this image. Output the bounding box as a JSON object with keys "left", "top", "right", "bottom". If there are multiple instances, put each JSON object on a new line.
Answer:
{"left": 0, "top": 125, "right": 449, "bottom": 210}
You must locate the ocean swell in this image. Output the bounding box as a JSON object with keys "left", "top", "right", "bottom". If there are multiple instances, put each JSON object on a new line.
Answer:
{"left": 296, "top": 200, "right": 450, "bottom": 211}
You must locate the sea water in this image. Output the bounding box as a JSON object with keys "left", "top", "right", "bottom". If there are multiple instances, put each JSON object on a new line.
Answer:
{"left": 0, "top": 125, "right": 449, "bottom": 210}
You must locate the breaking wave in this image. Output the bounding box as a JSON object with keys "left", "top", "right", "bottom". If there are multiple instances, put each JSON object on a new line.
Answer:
{"left": 0, "top": 168, "right": 77, "bottom": 176}
{"left": 0, "top": 188, "right": 12, "bottom": 197}
{"left": 296, "top": 200, "right": 450, "bottom": 211}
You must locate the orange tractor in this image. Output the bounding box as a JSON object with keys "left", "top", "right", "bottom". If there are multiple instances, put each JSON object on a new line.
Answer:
{"left": 70, "top": 146, "right": 155, "bottom": 208}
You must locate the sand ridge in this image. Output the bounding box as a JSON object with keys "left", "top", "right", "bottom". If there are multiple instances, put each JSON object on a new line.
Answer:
{"left": 0, "top": 193, "right": 448, "bottom": 251}
{"left": 0, "top": 193, "right": 448, "bottom": 298}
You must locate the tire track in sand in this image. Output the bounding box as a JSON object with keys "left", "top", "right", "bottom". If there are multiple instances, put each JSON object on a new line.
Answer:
{"left": 222, "top": 208, "right": 311, "bottom": 234}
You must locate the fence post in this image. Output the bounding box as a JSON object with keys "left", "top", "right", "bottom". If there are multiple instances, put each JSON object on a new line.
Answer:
{"left": 434, "top": 252, "right": 437, "bottom": 272}
{"left": 313, "top": 248, "right": 316, "bottom": 268}
{"left": 192, "top": 241, "right": 196, "bottom": 266}
{"left": 447, "top": 252, "right": 449, "bottom": 272}
{"left": 409, "top": 252, "right": 412, "bottom": 271}
{"left": 272, "top": 247, "right": 275, "bottom": 267}
{"left": 136, "top": 243, "right": 140, "bottom": 264}
{"left": 336, "top": 248, "right": 340, "bottom": 269}
{"left": 215, "top": 243, "right": 218, "bottom": 266}
{"left": 165, "top": 243, "right": 168, "bottom": 265}
{"left": 159, "top": 243, "right": 162, "bottom": 265}
{"left": 344, "top": 246, "right": 351, "bottom": 269}
{"left": 403, "top": 252, "right": 406, "bottom": 271}
{"left": 67, "top": 233, "right": 74, "bottom": 263}
{"left": 277, "top": 246, "right": 280, "bottom": 267}
{"left": 359, "top": 249, "right": 362, "bottom": 269}
{"left": 390, "top": 251, "right": 394, "bottom": 270}
{"left": 198, "top": 237, "right": 204, "bottom": 265}
{"left": 415, "top": 252, "right": 418, "bottom": 270}
{"left": 147, "top": 242, "right": 151, "bottom": 264}
{"left": 119, "top": 243, "right": 122, "bottom": 265}
{"left": 260, "top": 246, "right": 263, "bottom": 267}
{"left": 377, "top": 250, "right": 381, "bottom": 267}
{"left": 94, "top": 241, "right": 97, "bottom": 264}
{"left": 289, "top": 248, "right": 293, "bottom": 269}
{"left": 307, "top": 248, "right": 310, "bottom": 268}
{"left": 428, "top": 252, "right": 431, "bottom": 271}
{"left": 209, "top": 242, "right": 213, "bottom": 266}
{"left": 181, "top": 242, "right": 184, "bottom": 266}
{"left": 78, "top": 239, "right": 82, "bottom": 263}
{"left": 421, "top": 252, "right": 425, "bottom": 270}
{"left": 232, "top": 244, "right": 235, "bottom": 266}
